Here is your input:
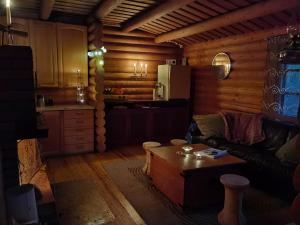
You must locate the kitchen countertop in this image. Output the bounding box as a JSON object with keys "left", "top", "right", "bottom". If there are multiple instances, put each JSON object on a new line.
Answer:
{"left": 36, "top": 104, "right": 95, "bottom": 112}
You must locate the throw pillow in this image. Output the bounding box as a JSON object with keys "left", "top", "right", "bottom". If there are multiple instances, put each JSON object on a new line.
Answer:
{"left": 193, "top": 114, "right": 225, "bottom": 139}
{"left": 276, "top": 134, "right": 300, "bottom": 164}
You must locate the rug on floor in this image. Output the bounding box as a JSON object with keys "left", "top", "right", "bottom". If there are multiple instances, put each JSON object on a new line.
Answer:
{"left": 103, "top": 159, "right": 290, "bottom": 225}
{"left": 53, "top": 179, "right": 115, "bottom": 225}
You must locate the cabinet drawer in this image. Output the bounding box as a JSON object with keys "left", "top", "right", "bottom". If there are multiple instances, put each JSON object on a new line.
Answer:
{"left": 63, "top": 143, "right": 94, "bottom": 153}
{"left": 64, "top": 128, "right": 93, "bottom": 137}
{"left": 63, "top": 110, "right": 93, "bottom": 119}
{"left": 64, "top": 117, "right": 93, "bottom": 128}
{"left": 64, "top": 135, "right": 94, "bottom": 145}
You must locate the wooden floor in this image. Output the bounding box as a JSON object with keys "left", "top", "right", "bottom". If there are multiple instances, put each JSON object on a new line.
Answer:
{"left": 46, "top": 146, "right": 146, "bottom": 225}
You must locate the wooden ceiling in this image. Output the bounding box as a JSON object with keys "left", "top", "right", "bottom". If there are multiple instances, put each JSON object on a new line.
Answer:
{"left": 2, "top": 0, "right": 300, "bottom": 46}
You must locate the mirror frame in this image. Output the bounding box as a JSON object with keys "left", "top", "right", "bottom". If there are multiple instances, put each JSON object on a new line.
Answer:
{"left": 212, "top": 52, "right": 231, "bottom": 80}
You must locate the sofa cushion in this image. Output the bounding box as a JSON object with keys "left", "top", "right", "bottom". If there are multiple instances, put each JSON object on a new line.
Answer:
{"left": 227, "top": 144, "right": 294, "bottom": 179}
{"left": 276, "top": 134, "right": 300, "bottom": 164}
{"left": 193, "top": 114, "right": 224, "bottom": 139}
{"left": 254, "top": 119, "right": 290, "bottom": 152}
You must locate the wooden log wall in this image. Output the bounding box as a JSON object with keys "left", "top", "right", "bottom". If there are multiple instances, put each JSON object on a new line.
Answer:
{"left": 184, "top": 27, "right": 286, "bottom": 115}
{"left": 102, "top": 29, "right": 182, "bottom": 100}
{"left": 87, "top": 18, "right": 106, "bottom": 152}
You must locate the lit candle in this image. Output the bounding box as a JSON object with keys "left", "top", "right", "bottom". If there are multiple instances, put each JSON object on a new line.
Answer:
{"left": 140, "top": 63, "right": 143, "bottom": 75}
{"left": 145, "top": 64, "right": 148, "bottom": 76}
{"left": 133, "top": 63, "right": 136, "bottom": 75}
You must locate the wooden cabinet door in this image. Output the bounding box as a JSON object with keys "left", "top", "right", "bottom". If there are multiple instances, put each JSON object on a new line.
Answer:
{"left": 56, "top": 23, "right": 88, "bottom": 87}
{"left": 39, "top": 111, "right": 61, "bottom": 155}
{"left": 30, "top": 20, "right": 58, "bottom": 87}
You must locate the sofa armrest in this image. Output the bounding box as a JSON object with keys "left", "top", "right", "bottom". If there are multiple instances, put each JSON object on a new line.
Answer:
{"left": 293, "top": 164, "right": 300, "bottom": 192}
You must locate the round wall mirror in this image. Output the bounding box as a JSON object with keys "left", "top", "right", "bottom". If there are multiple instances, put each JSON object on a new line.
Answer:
{"left": 212, "top": 52, "right": 231, "bottom": 80}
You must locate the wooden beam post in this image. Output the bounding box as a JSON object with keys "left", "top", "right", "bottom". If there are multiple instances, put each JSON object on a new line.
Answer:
{"left": 155, "top": 0, "right": 300, "bottom": 43}
{"left": 40, "top": 0, "right": 55, "bottom": 20}
{"left": 95, "top": 0, "right": 126, "bottom": 19}
{"left": 122, "top": 0, "right": 194, "bottom": 33}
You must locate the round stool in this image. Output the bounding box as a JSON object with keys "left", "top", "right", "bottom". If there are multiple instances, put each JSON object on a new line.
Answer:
{"left": 170, "top": 139, "right": 187, "bottom": 146}
{"left": 218, "top": 174, "right": 250, "bottom": 225}
{"left": 142, "top": 141, "right": 161, "bottom": 175}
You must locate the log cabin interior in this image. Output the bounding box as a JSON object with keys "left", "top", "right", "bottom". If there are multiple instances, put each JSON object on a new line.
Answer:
{"left": 0, "top": 0, "right": 300, "bottom": 224}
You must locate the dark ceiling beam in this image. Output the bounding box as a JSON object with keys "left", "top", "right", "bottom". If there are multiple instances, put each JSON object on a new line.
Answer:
{"left": 122, "top": 0, "right": 195, "bottom": 33}
{"left": 40, "top": 0, "right": 55, "bottom": 20}
{"left": 155, "top": 0, "right": 300, "bottom": 43}
{"left": 95, "top": 0, "right": 126, "bottom": 19}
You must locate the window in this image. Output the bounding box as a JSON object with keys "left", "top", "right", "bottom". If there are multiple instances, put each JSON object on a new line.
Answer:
{"left": 280, "top": 64, "right": 300, "bottom": 117}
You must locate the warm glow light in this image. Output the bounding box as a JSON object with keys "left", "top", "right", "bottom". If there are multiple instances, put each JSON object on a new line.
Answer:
{"left": 99, "top": 60, "right": 104, "bottom": 66}
{"left": 6, "top": 0, "right": 11, "bottom": 8}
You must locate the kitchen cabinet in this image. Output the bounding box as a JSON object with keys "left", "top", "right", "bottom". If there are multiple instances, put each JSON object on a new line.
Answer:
{"left": 105, "top": 102, "right": 189, "bottom": 149}
{"left": 30, "top": 20, "right": 58, "bottom": 87}
{"left": 39, "top": 109, "right": 94, "bottom": 156}
{"left": 39, "top": 111, "right": 61, "bottom": 155}
{"left": 57, "top": 23, "right": 88, "bottom": 87}
{"left": 63, "top": 110, "right": 94, "bottom": 153}
{"left": 29, "top": 21, "right": 87, "bottom": 88}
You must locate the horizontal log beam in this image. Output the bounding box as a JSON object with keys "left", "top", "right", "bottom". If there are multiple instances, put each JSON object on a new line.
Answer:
{"left": 40, "top": 0, "right": 55, "bottom": 20}
{"left": 95, "top": 0, "right": 126, "bottom": 18}
{"left": 122, "top": 0, "right": 194, "bottom": 32}
{"left": 155, "top": 0, "right": 300, "bottom": 43}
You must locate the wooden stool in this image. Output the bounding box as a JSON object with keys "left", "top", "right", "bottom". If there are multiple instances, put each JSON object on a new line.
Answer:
{"left": 142, "top": 141, "right": 161, "bottom": 175}
{"left": 170, "top": 139, "right": 187, "bottom": 146}
{"left": 218, "top": 174, "right": 250, "bottom": 225}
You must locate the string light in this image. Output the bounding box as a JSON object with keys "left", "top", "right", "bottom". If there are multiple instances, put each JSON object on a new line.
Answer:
{"left": 87, "top": 46, "right": 107, "bottom": 57}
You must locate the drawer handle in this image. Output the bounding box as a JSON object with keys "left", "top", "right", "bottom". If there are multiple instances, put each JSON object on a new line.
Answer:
{"left": 76, "top": 120, "right": 84, "bottom": 124}
{"left": 75, "top": 112, "right": 84, "bottom": 115}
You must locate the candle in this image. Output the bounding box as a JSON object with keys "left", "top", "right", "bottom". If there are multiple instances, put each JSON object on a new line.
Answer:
{"left": 145, "top": 64, "right": 148, "bottom": 76}
{"left": 140, "top": 63, "right": 143, "bottom": 75}
{"left": 133, "top": 63, "right": 136, "bottom": 75}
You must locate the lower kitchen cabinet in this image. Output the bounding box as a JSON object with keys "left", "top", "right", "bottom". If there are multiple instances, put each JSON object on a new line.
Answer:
{"left": 39, "top": 109, "right": 94, "bottom": 156}
{"left": 105, "top": 104, "right": 189, "bottom": 149}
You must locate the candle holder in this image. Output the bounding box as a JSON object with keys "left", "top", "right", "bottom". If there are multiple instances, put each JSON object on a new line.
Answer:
{"left": 76, "top": 69, "right": 85, "bottom": 104}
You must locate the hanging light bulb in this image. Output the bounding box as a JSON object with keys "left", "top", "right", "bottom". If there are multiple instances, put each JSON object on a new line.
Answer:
{"left": 6, "top": 0, "right": 12, "bottom": 26}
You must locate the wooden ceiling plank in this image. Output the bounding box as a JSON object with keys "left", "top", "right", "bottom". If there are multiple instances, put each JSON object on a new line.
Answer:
{"left": 40, "top": 0, "right": 55, "bottom": 20}
{"left": 152, "top": 19, "right": 176, "bottom": 30}
{"left": 163, "top": 14, "right": 188, "bottom": 26}
{"left": 181, "top": 5, "right": 210, "bottom": 19}
{"left": 168, "top": 12, "right": 195, "bottom": 24}
{"left": 174, "top": 9, "right": 204, "bottom": 22}
{"left": 146, "top": 21, "right": 171, "bottom": 32}
{"left": 211, "top": 0, "right": 239, "bottom": 11}
{"left": 156, "top": 18, "right": 182, "bottom": 28}
{"left": 122, "top": 0, "right": 195, "bottom": 32}
{"left": 155, "top": 0, "right": 300, "bottom": 43}
{"left": 227, "top": 0, "right": 251, "bottom": 8}
{"left": 95, "top": 0, "right": 127, "bottom": 18}
{"left": 188, "top": 2, "right": 219, "bottom": 17}
{"left": 196, "top": 0, "right": 228, "bottom": 14}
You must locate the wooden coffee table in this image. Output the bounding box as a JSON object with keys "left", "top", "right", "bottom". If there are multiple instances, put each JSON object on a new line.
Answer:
{"left": 149, "top": 144, "right": 246, "bottom": 208}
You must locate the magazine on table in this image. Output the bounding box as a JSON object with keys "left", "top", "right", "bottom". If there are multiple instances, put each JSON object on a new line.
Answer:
{"left": 193, "top": 148, "right": 228, "bottom": 159}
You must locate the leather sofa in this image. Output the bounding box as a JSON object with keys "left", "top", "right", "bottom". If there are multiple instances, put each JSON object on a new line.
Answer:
{"left": 186, "top": 118, "right": 300, "bottom": 201}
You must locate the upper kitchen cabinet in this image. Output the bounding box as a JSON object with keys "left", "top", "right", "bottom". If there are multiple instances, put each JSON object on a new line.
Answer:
{"left": 57, "top": 23, "right": 88, "bottom": 87}
{"left": 30, "top": 20, "right": 58, "bottom": 87}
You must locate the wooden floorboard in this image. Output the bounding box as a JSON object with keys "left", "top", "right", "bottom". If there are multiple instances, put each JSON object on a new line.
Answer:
{"left": 46, "top": 145, "right": 146, "bottom": 225}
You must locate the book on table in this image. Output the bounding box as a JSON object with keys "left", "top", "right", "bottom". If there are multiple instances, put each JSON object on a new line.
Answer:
{"left": 193, "top": 148, "right": 228, "bottom": 159}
